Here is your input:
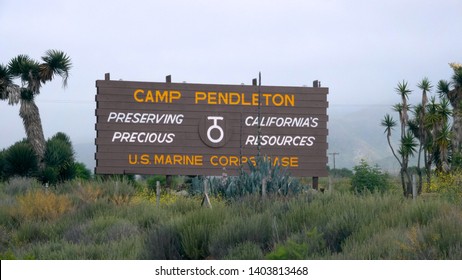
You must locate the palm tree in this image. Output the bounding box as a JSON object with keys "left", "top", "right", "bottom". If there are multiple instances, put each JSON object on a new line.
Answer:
{"left": 438, "top": 63, "right": 462, "bottom": 160}
{"left": 1, "top": 50, "right": 71, "bottom": 166}
{"left": 384, "top": 81, "right": 417, "bottom": 197}
{"left": 435, "top": 98, "right": 452, "bottom": 172}
{"left": 399, "top": 131, "right": 418, "bottom": 197}
{"left": 424, "top": 97, "right": 452, "bottom": 174}
{"left": 435, "top": 123, "right": 452, "bottom": 173}
{"left": 0, "top": 64, "right": 20, "bottom": 104}
{"left": 414, "top": 78, "right": 433, "bottom": 193}
{"left": 408, "top": 104, "right": 425, "bottom": 193}
{"left": 382, "top": 112, "right": 417, "bottom": 197}
{"left": 395, "top": 80, "right": 412, "bottom": 138}
{"left": 382, "top": 114, "right": 400, "bottom": 165}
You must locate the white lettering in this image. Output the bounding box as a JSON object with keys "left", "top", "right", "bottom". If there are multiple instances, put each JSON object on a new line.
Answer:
{"left": 244, "top": 135, "right": 316, "bottom": 147}
{"left": 107, "top": 112, "right": 117, "bottom": 122}
{"left": 244, "top": 116, "right": 318, "bottom": 128}
{"left": 106, "top": 112, "right": 184, "bottom": 124}
{"left": 111, "top": 132, "right": 176, "bottom": 143}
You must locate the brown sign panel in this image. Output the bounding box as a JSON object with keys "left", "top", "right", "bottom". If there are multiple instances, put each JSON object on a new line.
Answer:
{"left": 95, "top": 78, "right": 329, "bottom": 177}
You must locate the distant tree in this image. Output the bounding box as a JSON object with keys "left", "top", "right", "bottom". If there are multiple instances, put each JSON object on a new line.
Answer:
{"left": 396, "top": 81, "right": 412, "bottom": 137}
{"left": 415, "top": 78, "right": 432, "bottom": 192}
{"left": 351, "top": 160, "right": 390, "bottom": 194}
{"left": 0, "top": 50, "right": 71, "bottom": 168}
{"left": 328, "top": 167, "right": 353, "bottom": 178}
{"left": 382, "top": 81, "right": 417, "bottom": 197}
{"left": 437, "top": 63, "right": 462, "bottom": 163}
{"left": 384, "top": 67, "right": 457, "bottom": 196}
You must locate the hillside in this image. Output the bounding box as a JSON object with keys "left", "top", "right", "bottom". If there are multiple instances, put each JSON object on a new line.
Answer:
{"left": 327, "top": 107, "right": 401, "bottom": 172}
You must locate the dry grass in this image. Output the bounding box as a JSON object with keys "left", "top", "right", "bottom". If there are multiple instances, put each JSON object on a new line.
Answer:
{"left": 16, "top": 190, "right": 72, "bottom": 221}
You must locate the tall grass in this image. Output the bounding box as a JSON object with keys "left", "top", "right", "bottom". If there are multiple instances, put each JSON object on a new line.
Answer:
{"left": 0, "top": 178, "right": 461, "bottom": 260}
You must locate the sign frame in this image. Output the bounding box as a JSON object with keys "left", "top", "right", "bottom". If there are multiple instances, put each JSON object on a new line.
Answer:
{"left": 95, "top": 74, "right": 329, "bottom": 177}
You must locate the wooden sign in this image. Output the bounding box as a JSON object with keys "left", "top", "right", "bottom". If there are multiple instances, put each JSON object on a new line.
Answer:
{"left": 95, "top": 75, "right": 328, "bottom": 177}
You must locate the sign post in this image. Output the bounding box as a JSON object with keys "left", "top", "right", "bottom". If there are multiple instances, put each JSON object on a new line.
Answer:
{"left": 95, "top": 74, "right": 328, "bottom": 178}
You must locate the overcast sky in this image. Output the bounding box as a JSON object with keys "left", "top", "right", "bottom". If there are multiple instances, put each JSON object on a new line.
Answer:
{"left": 1, "top": 0, "right": 461, "bottom": 152}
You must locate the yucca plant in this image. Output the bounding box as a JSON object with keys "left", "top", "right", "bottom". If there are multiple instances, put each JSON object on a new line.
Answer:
{"left": 437, "top": 63, "right": 462, "bottom": 164}
{"left": 40, "top": 132, "right": 76, "bottom": 184}
{"left": 3, "top": 140, "right": 38, "bottom": 178}
{"left": 1, "top": 50, "right": 72, "bottom": 167}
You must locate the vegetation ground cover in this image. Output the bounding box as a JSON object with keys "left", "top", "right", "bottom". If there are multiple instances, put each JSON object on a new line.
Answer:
{"left": 1, "top": 176, "right": 461, "bottom": 260}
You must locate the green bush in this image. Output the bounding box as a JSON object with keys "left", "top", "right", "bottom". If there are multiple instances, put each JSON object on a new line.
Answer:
{"left": 74, "top": 162, "right": 92, "bottom": 180}
{"left": 223, "top": 241, "right": 264, "bottom": 260}
{"left": 266, "top": 227, "right": 326, "bottom": 259}
{"left": 208, "top": 211, "right": 273, "bottom": 259}
{"left": 14, "top": 221, "right": 52, "bottom": 244}
{"left": 2, "top": 140, "right": 38, "bottom": 179}
{"left": 94, "top": 180, "right": 135, "bottom": 205}
{"left": 40, "top": 133, "right": 76, "bottom": 184}
{"left": 0, "top": 133, "right": 82, "bottom": 184}
{"left": 351, "top": 160, "right": 390, "bottom": 194}
{"left": 329, "top": 168, "right": 354, "bottom": 178}
{"left": 144, "top": 223, "right": 183, "bottom": 260}
{"left": 178, "top": 207, "right": 228, "bottom": 259}
{"left": 1, "top": 178, "right": 462, "bottom": 260}
{"left": 338, "top": 228, "right": 407, "bottom": 259}
{"left": 427, "top": 171, "right": 462, "bottom": 202}
{"left": 0, "top": 225, "right": 11, "bottom": 251}
{"left": 146, "top": 175, "right": 166, "bottom": 192}
{"left": 399, "top": 208, "right": 462, "bottom": 259}
{"left": 1, "top": 177, "right": 41, "bottom": 196}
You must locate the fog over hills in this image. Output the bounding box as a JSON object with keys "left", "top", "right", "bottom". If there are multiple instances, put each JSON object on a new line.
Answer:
{"left": 327, "top": 106, "right": 401, "bottom": 172}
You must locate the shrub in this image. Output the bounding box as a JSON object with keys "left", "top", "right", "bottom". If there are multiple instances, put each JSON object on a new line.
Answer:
{"left": 74, "top": 183, "right": 104, "bottom": 204}
{"left": 96, "top": 180, "right": 135, "bottom": 205}
{"left": 13, "top": 221, "right": 52, "bottom": 244}
{"left": 329, "top": 168, "right": 354, "bottom": 178}
{"left": 208, "top": 211, "right": 273, "bottom": 259}
{"left": 165, "top": 196, "right": 201, "bottom": 214}
{"left": 223, "top": 241, "right": 264, "bottom": 260}
{"left": 15, "top": 190, "right": 73, "bottom": 221}
{"left": 399, "top": 208, "right": 462, "bottom": 259}
{"left": 27, "top": 237, "right": 144, "bottom": 259}
{"left": 74, "top": 162, "right": 92, "bottom": 180}
{"left": 146, "top": 175, "right": 166, "bottom": 191}
{"left": 427, "top": 171, "right": 462, "bottom": 202}
{"left": 40, "top": 133, "right": 76, "bottom": 184}
{"left": 178, "top": 207, "right": 228, "bottom": 259}
{"left": 144, "top": 223, "right": 183, "bottom": 260}
{"left": 104, "top": 219, "right": 140, "bottom": 243}
{"left": 338, "top": 228, "right": 407, "bottom": 259}
{"left": 118, "top": 201, "right": 164, "bottom": 229}
{"left": 2, "top": 140, "right": 38, "bottom": 179}
{"left": 266, "top": 227, "right": 326, "bottom": 259}
{"left": 0, "top": 225, "right": 11, "bottom": 251}
{"left": 2, "top": 177, "right": 41, "bottom": 196}
{"left": 351, "top": 160, "right": 390, "bottom": 194}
